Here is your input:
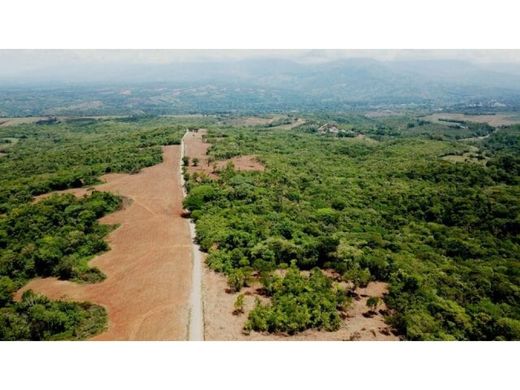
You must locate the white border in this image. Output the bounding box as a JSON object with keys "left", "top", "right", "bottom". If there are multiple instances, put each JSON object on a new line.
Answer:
{"left": 1, "top": 0, "right": 519, "bottom": 48}
{"left": 1, "top": 342, "right": 518, "bottom": 390}
{"left": 1, "top": 1, "right": 519, "bottom": 389}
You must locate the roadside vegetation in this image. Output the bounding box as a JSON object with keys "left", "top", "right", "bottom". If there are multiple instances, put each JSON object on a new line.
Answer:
{"left": 184, "top": 116, "right": 520, "bottom": 340}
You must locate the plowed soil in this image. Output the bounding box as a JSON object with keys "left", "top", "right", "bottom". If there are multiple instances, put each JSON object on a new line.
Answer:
{"left": 17, "top": 146, "right": 193, "bottom": 340}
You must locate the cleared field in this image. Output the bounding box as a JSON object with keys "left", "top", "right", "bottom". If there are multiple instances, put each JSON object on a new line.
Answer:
{"left": 0, "top": 117, "right": 50, "bottom": 127}
{"left": 441, "top": 152, "right": 488, "bottom": 165}
{"left": 424, "top": 112, "right": 520, "bottom": 127}
{"left": 274, "top": 117, "right": 306, "bottom": 130}
{"left": 224, "top": 115, "right": 283, "bottom": 127}
{"left": 184, "top": 129, "right": 264, "bottom": 178}
{"left": 17, "top": 146, "right": 193, "bottom": 340}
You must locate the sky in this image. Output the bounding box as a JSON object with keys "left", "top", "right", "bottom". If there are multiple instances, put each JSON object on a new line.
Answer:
{"left": 1, "top": 49, "right": 520, "bottom": 75}
{"left": 0, "top": 49, "right": 519, "bottom": 86}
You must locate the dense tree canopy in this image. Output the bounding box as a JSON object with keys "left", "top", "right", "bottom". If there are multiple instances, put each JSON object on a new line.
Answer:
{"left": 184, "top": 117, "right": 520, "bottom": 340}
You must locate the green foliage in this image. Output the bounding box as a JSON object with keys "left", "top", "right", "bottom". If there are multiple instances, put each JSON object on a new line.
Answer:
{"left": 0, "top": 191, "right": 121, "bottom": 284}
{"left": 234, "top": 294, "right": 245, "bottom": 315}
{"left": 0, "top": 290, "right": 106, "bottom": 341}
{"left": 245, "top": 268, "right": 346, "bottom": 334}
{"left": 185, "top": 123, "right": 520, "bottom": 339}
{"left": 0, "top": 116, "right": 185, "bottom": 340}
{"left": 0, "top": 117, "right": 185, "bottom": 212}
{"left": 183, "top": 184, "right": 221, "bottom": 213}
{"left": 227, "top": 268, "right": 252, "bottom": 293}
{"left": 367, "top": 296, "right": 381, "bottom": 311}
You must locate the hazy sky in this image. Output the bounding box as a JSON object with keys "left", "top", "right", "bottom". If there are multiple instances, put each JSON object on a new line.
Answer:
{"left": 1, "top": 49, "right": 520, "bottom": 77}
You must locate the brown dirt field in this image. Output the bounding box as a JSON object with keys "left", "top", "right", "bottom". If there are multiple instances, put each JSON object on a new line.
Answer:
{"left": 183, "top": 129, "right": 264, "bottom": 179}
{"left": 17, "top": 145, "right": 193, "bottom": 340}
{"left": 0, "top": 116, "right": 129, "bottom": 128}
{"left": 424, "top": 112, "right": 520, "bottom": 127}
{"left": 0, "top": 117, "right": 50, "bottom": 127}
{"left": 274, "top": 117, "right": 306, "bottom": 130}
{"left": 225, "top": 115, "right": 282, "bottom": 127}
{"left": 203, "top": 262, "right": 398, "bottom": 341}
{"left": 225, "top": 155, "right": 265, "bottom": 172}
{"left": 223, "top": 115, "right": 305, "bottom": 129}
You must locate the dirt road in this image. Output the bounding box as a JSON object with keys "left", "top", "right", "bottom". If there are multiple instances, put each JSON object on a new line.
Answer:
{"left": 181, "top": 133, "right": 205, "bottom": 341}
{"left": 17, "top": 145, "right": 194, "bottom": 340}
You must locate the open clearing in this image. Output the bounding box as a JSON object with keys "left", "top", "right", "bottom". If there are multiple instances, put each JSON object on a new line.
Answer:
{"left": 224, "top": 115, "right": 283, "bottom": 127}
{"left": 17, "top": 146, "right": 193, "bottom": 340}
{"left": 424, "top": 112, "right": 520, "bottom": 127}
{"left": 184, "top": 129, "right": 264, "bottom": 178}
{"left": 0, "top": 117, "right": 51, "bottom": 127}
{"left": 222, "top": 115, "right": 305, "bottom": 130}
{"left": 441, "top": 152, "right": 488, "bottom": 165}
{"left": 0, "top": 115, "right": 128, "bottom": 127}
{"left": 203, "top": 264, "right": 398, "bottom": 340}
{"left": 274, "top": 117, "right": 306, "bottom": 130}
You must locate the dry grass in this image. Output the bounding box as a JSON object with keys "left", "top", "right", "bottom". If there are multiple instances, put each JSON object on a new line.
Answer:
{"left": 425, "top": 112, "right": 520, "bottom": 127}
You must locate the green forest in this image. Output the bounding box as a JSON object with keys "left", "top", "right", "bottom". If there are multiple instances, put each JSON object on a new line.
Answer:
{"left": 1, "top": 112, "right": 519, "bottom": 340}
{"left": 184, "top": 115, "right": 520, "bottom": 340}
{"left": 0, "top": 117, "right": 185, "bottom": 340}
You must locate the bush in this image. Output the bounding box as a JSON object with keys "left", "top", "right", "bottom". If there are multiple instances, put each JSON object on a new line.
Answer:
{"left": 245, "top": 268, "right": 345, "bottom": 334}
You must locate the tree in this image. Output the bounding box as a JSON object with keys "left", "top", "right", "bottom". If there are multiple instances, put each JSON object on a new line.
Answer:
{"left": 233, "top": 294, "right": 245, "bottom": 315}
{"left": 366, "top": 296, "right": 381, "bottom": 313}
{"left": 0, "top": 277, "right": 16, "bottom": 306}
{"left": 192, "top": 157, "right": 200, "bottom": 167}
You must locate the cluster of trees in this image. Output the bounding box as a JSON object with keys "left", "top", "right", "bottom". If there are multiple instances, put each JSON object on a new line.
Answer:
{"left": 0, "top": 191, "right": 121, "bottom": 284}
{"left": 0, "top": 116, "right": 186, "bottom": 340}
{"left": 244, "top": 267, "right": 347, "bottom": 334}
{"left": 0, "top": 290, "right": 106, "bottom": 340}
{"left": 184, "top": 122, "right": 519, "bottom": 339}
{"left": 0, "top": 191, "right": 121, "bottom": 340}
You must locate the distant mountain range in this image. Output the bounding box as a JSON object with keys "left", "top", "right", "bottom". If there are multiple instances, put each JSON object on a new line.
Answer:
{"left": 1, "top": 57, "right": 520, "bottom": 115}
